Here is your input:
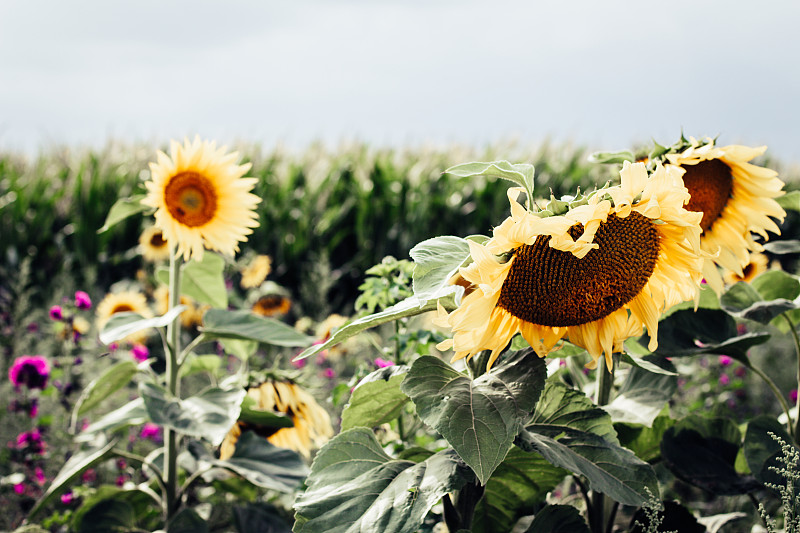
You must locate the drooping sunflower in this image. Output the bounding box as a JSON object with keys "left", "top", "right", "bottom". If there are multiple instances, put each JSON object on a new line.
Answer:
{"left": 660, "top": 137, "right": 785, "bottom": 292}
{"left": 96, "top": 290, "right": 153, "bottom": 344}
{"left": 240, "top": 254, "right": 272, "bottom": 289}
{"left": 436, "top": 161, "right": 704, "bottom": 372}
{"left": 219, "top": 380, "right": 333, "bottom": 460}
{"left": 138, "top": 226, "right": 171, "bottom": 262}
{"left": 723, "top": 251, "right": 769, "bottom": 285}
{"left": 143, "top": 136, "right": 261, "bottom": 261}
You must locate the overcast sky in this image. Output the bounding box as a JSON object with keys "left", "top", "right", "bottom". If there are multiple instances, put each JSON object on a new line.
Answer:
{"left": 1, "top": 0, "right": 798, "bottom": 163}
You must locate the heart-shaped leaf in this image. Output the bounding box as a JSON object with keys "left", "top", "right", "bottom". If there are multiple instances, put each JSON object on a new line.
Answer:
{"left": 530, "top": 381, "right": 618, "bottom": 443}
{"left": 97, "top": 194, "right": 149, "bottom": 234}
{"left": 401, "top": 349, "right": 547, "bottom": 484}
{"left": 341, "top": 365, "right": 410, "bottom": 430}
{"left": 77, "top": 398, "right": 148, "bottom": 441}
{"left": 409, "top": 236, "right": 471, "bottom": 306}
{"left": 74, "top": 360, "right": 139, "bottom": 416}
{"left": 721, "top": 281, "right": 797, "bottom": 324}
{"left": 99, "top": 306, "right": 186, "bottom": 345}
{"left": 744, "top": 415, "right": 800, "bottom": 493}
{"left": 524, "top": 504, "right": 591, "bottom": 533}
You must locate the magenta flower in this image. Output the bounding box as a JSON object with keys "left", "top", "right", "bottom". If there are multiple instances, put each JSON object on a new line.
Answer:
{"left": 719, "top": 374, "right": 730, "bottom": 386}
{"left": 323, "top": 368, "right": 336, "bottom": 379}
{"left": 140, "top": 422, "right": 163, "bottom": 443}
{"left": 15, "top": 428, "right": 45, "bottom": 455}
{"left": 60, "top": 491, "right": 74, "bottom": 505}
{"left": 34, "top": 467, "right": 46, "bottom": 485}
{"left": 74, "top": 291, "right": 92, "bottom": 310}
{"left": 49, "top": 305, "right": 63, "bottom": 321}
{"left": 718, "top": 355, "right": 733, "bottom": 367}
{"left": 13, "top": 483, "right": 24, "bottom": 495}
{"left": 9, "top": 355, "right": 51, "bottom": 390}
{"left": 374, "top": 358, "right": 395, "bottom": 368}
{"left": 131, "top": 344, "right": 149, "bottom": 362}
{"left": 291, "top": 357, "right": 307, "bottom": 369}
{"left": 791, "top": 389, "right": 798, "bottom": 405}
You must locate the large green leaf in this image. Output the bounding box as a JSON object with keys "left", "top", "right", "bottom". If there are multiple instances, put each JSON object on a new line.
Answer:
{"left": 660, "top": 415, "right": 760, "bottom": 495}
{"left": 233, "top": 503, "right": 293, "bottom": 533}
{"left": 76, "top": 499, "right": 136, "bottom": 533}
{"left": 587, "top": 150, "right": 636, "bottom": 165}
{"left": 294, "top": 429, "right": 472, "bottom": 533}
{"left": 97, "top": 194, "right": 149, "bottom": 234}
{"left": 472, "top": 448, "right": 567, "bottom": 533}
{"left": 524, "top": 504, "right": 590, "bottom": 533}
{"left": 294, "top": 294, "right": 456, "bottom": 362}
{"left": 752, "top": 270, "right": 800, "bottom": 301}
{"left": 98, "top": 306, "right": 186, "bottom": 345}
{"left": 201, "top": 309, "right": 313, "bottom": 347}
{"left": 401, "top": 349, "right": 547, "bottom": 484}
{"left": 530, "top": 381, "right": 618, "bottom": 444}
{"left": 168, "top": 508, "right": 209, "bottom": 533}
{"left": 239, "top": 395, "right": 294, "bottom": 429}
{"left": 720, "top": 281, "right": 797, "bottom": 324}
{"left": 28, "top": 439, "right": 118, "bottom": 518}
{"left": 605, "top": 361, "right": 677, "bottom": 427}
{"left": 409, "top": 236, "right": 471, "bottom": 305}
{"left": 181, "top": 252, "right": 228, "bottom": 308}
{"left": 615, "top": 411, "right": 675, "bottom": 463}
{"left": 445, "top": 160, "right": 535, "bottom": 207}
{"left": 211, "top": 432, "right": 308, "bottom": 493}
{"left": 517, "top": 426, "right": 658, "bottom": 506}
{"left": 74, "top": 360, "right": 139, "bottom": 416}
{"left": 764, "top": 239, "right": 800, "bottom": 255}
{"left": 140, "top": 382, "right": 245, "bottom": 446}
{"left": 341, "top": 365, "right": 410, "bottom": 430}
{"left": 70, "top": 487, "right": 158, "bottom": 533}
{"left": 629, "top": 501, "right": 706, "bottom": 533}
{"left": 744, "top": 415, "right": 800, "bottom": 493}
{"left": 77, "top": 398, "right": 148, "bottom": 441}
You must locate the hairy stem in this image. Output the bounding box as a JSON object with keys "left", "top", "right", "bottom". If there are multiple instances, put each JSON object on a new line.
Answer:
{"left": 163, "top": 248, "right": 182, "bottom": 519}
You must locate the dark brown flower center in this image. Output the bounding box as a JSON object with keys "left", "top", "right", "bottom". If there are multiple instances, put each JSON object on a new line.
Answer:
{"left": 252, "top": 295, "right": 291, "bottom": 317}
{"left": 149, "top": 231, "right": 167, "bottom": 248}
{"left": 681, "top": 159, "right": 733, "bottom": 232}
{"left": 111, "top": 304, "right": 134, "bottom": 314}
{"left": 164, "top": 171, "right": 218, "bottom": 227}
{"left": 497, "top": 212, "right": 660, "bottom": 327}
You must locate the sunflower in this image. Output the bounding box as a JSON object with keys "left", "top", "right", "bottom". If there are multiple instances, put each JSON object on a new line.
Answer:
{"left": 139, "top": 226, "right": 171, "bottom": 262}
{"left": 252, "top": 294, "right": 292, "bottom": 318}
{"left": 723, "top": 251, "right": 769, "bottom": 285}
{"left": 153, "top": 285, "right": 206, "bottom": 329}
{"left": 219, "top": 380, "right": 333, "bottom": 460}
{"left": 661, "top": 137, "right": 785, "bottom": 293}
{"left": 240, "top": 254, "right": 272, "bottom": 289}
{"left": 142, "top": 136, "right": 261, "bottom": 261}
{"left": 436, "top": 161, "right": 704, "bottom": 372}
{"left": 96, "top": 290, "right": 153, "bottom": 344}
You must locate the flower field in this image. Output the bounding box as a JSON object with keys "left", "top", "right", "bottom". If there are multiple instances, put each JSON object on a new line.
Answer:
{"left": 2, "top": 137, "right": 800, "bottom": 532}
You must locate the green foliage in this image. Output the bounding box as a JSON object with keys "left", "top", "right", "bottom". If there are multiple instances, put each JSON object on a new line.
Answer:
{"left": 200, "top": 308, "right": 313, "bottom": 347}
{"left": 341, "top": 365, "right": 410, "bottom": 431}
{"left": 354, "top": 256, "right": 415, "bottom": 314}
{"left": 524, "top": 504, "right": 591, "bottom": 533}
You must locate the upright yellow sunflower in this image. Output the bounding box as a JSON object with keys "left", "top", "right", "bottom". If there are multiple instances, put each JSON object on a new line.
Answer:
{"left": 240, "top": 254, "right": 272, "bottom": 289}
{"left": 96, "top": 290, "right": 153, "bottom": 344}
{"left": 139, "top": 226, "right": 171, "bottom": 262}
{"left": 661, "top": 137, "right": 785, "bottom": 292}
{"left": 219, "top": 380, "right": 333, "bottom": 460}
{"left": 143, "top": 137, "right": 261, "bottom": 261}
{"left": 436, "top": 162, "right": 704, "bottom": 372}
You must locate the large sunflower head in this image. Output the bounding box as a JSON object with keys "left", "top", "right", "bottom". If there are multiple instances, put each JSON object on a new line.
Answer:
{"left": 658, "top": 137, "right": 785, "bottom": 292}
{"left": 96, "top": 290, "right": 153, "bottom": 344}
{"left": 138, "top": 226, "right": 171, "bottom": 262}
{"left": 436, "top": 161, "right": 704, "bottom": 372}
{"left": 142, "top": 136, "right": 261, "bottom": 261}
{"left": 219, "top": 380, "right": 333, "bottom": 460}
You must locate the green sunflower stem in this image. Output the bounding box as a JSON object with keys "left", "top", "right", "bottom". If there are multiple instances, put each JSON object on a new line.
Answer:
{"left": 590, "top": 358, "right": 615, "bottom": 533}
{"left": 163, "top": 247, "right": 183, "bottom": 520}
{"left": 782, "top": 313, "right": 800, "bottom": 442}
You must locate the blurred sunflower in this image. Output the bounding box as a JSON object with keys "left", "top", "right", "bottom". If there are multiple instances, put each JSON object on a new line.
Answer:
{"left": 661, "top": 137, "right": 785, "bottom": 292}
{"left": 139, "top": 226, "right": 171, "bottom": 262}
{"left": 219, "top": 380, "right": 333, "bottom": 460}
{"left": 153, "top": 285, "right": 206, "bottom": 329}
{"left": 240, "top": 254, "right": 272, "bottom": 289}
{"left": 723, "top": 251, "right": 769, "bottom": 285}
{"left": 436, "top": 162, "right": 704, "bottom": 372}
{"left": 96, "top": 290, "right": 153, "bottom": 344}
{"left": 252, "top": 294, "right": 292, "bottom": 318}
{"left": 143, "top": 136, "right": 261, "bottom": 261}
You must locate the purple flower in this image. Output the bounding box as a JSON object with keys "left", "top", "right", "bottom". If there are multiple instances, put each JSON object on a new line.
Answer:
{"left": 140, "top": 423, "right": 162, "bottom": 443}
{"left": 74, "top": 291, "right": 92, "bottom": 310}
{"left": 131, "top": 344, "right": 149, "bottom": 362}
{"left": 13, "top": 483, "right": 24, "bottom": 495}
{"left": 49, "top": 305, "right": 63, "bottom": 321}
{"left": 374, "top": 358, "right": 395, "bottom": 368}
{"left": 323, "top": 368, "right": 336, "bottom": 379}
{"left": 718, "top": 355, "right": 733, "bottom": 367}
{"left": 719, "top": 374, "right": 730, "bottom": 386}
{"left": 790, "top": 389, "right": 798, "bottom": 405}
{"left": 14, "top": 429, "right": 45, "bottom": 455}
{"left": 81, "top": 469, "right": 97, "bottom": 483}
{"left": 60, "top": 491, "right": 74, "bottom": 505}
{"left": 291, "top": 357, "right": 307, "bottom": 369}
{"left": 34, "top": 467, "right": 45, "bottom": 485}
{"left": 734, "top": 366, "right": 747, "bottom": 378}
{"left": 9, "top": 355, "right": 51, "bottom": 390}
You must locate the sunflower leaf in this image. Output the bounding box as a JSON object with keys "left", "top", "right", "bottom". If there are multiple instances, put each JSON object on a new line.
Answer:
{"left": 776, "top": 190, "right": 800, "bottom": 212}
{"left": 605, "top": 360, "right": 677, "bottom": 427}
{"left": 341, "top": 365, "right": 410, "bottom": 431}
{"left": 751, "top": 270, "right": 800, "bottom": 301}
{"left": 201, "top": 309, "right": 313, "bottom": 348}
{"left": 445, "top": 161, "right": 535, "bottom": 208}
{"left": 531, "top": 381, "right": 618, "bottom": 443}
{"left": 77, "top": 398, "right": 148, "bottom": 441}
{"left": 524, "top": 505, "right": 591, "bottom": 533}
{"left": 139, "top": 382, "right": 245, "bottom": 446}
{"left": 212, "top": 432, "right": 308, "bottom": 492}
{"left": 721, "top": 281, "right": 797, "bottom": 324}
{"left": 74, "top": 360, "right": 139, "bottom": 416}
{"left": 743, "top": 415, "right": 800, "bottom": 493}
{"left": 409, "top": 236, "right": 470, "bottom": 306}
{"left": 293, "top": 428, "right": 473, "bottom": 533}
{"left": 401, "top": 349, "right": 547, "bottom": 484}
{"left": 99, "top": 306, "right": 186, "bottom": 345}
{"left": 181, "top": 252, "right": 228, "bottom": 308}
{"left": 587, "top": 150, "right": 636, "bottom": 165}
{"left": 763, "top": 239, "right": 800, "bottom": 255}
{"left": 97, "top": 194, "right": 149, "bottom": 234}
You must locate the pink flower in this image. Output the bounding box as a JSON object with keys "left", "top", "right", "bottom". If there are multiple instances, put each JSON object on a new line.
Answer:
{"left": 15, "top": 428, "right": 45, "bottom": 455}
{"left": 81, "top": 469, "right": 97, "bottom": 483}
{"left": 140, "top": 423, "right": 162, "bottom": 443}
{"left": 291, "top": 357, "right": 307, "bottom": 369}
{"left": 374, "top": 358, "right": 395, "bottom": 368}
{"left": 34, "top": 467, "right": 45, "bottom": 485}
{"left": 718, "top": 356, "right": 733, "bottom": 367}
{"left": 719, "top": 374, "right": 730, "bottom": 386}
{"left": 60, "top": 492, "right": 74, "bottom": 504}
{"left": 13, "top": 483, "right": 24, "bottom": 495}
{"left": 734, "top": 367, "right": 747, "bottom": 378}
{"left": 49, "top": 305, "right": 63, "bottom": 321}
{"left": 115, "top": 475, "right": 127, "bottom": 487}
{"left": 790, "top": 389, "right": 798, "bottom": 405}
{"left": 74, "top": 291, "right": 92, "bottom": 310}
{"left": 131, "top": 344, "right": 149, "bottom": 362}
{"left": 323, "top": 368, "right": 336, "bottom": 379}
{"left": 9, "top": 355, "right": 50, "bottom": 390}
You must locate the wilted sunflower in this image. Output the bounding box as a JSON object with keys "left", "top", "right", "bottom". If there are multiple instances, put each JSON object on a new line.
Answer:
{"left": 139, "top": 226, "right": 171, "bottom": 262}
{"left": 153, "top": 285, "right": 206, "bottom": 328}
{"left": 661, "top": 137, "right": 785, "bottom": 292}
{"left": 219, "top": 380, "right": 333, "bottom": 460}
{"left": 436, "top": 162, "right": 704, "bottom": 372}
{"left": 240, "top": 254, "right": 272, "bottom": 289}
{"left": 96, "top": 290, "right": 153, "bottom": 344}
{"left": 143, "top": 136, "right": 261, "bottom": 261}
{"left": 723, "top": 251, "right": 769, "bottom": 285}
